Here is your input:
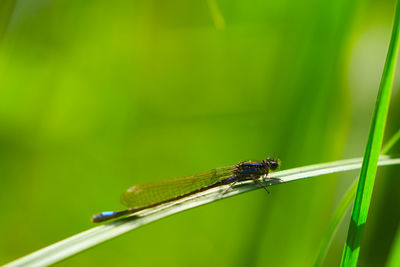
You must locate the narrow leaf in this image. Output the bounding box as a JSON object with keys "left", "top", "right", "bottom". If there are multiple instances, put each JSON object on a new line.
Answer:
{"left": 5, "top": 156, "right": 400, "bottom": 267}
{"left": 340, "top": 1, "right": 400, "bottom": 266}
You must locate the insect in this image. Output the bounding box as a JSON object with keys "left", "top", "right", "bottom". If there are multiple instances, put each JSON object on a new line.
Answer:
{"left": 91, "top": 157, "right": 280, "bottom": 223}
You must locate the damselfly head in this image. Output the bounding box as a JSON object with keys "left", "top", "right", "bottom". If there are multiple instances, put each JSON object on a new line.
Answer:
{"left": 265, "top": 158, "right": 280, "bottom": 170}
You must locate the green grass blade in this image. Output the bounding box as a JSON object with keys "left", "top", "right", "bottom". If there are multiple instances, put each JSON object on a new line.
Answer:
{"left": 387, "top": 225, "right": 400, "bottom": 267}
{"left": 207, "top": 0, "right": 226, "bottom": 30}
{"left": 340, "top": 1, "right": 400, "bottom": 266}
{"left": 313, "top": 131, "right": 400, "bottom": 267}
{"left": 313, "top": 180, "right": 358, "bottom": 267}
{"left": 4, "top": 156, "right": 400, "bottom": 267}
{"left": 382, "top": 128, "right": 400, "bottom": 154}
{"left": 0, "top": 0, "right": 16, "bottom": 41}
{"left": 385, "top": 131, "right": 400, "bottom": 267}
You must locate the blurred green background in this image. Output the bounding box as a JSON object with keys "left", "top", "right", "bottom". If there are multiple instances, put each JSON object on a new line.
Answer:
{"left": 1, "top": 0, "right": 400, "bottom": 266}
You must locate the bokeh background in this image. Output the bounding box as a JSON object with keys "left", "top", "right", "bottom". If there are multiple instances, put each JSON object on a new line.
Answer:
{"left": 1, "top": 0, "right": 400, "bottom": 266}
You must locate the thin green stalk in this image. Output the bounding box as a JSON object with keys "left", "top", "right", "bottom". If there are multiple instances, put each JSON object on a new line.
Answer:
{"left": 207, "top": 0, "right": 226, "bottom": 30}
{"left": 382, "top": 128, "right": 400, "bottom": 154}
{"left": 387, "top": 224, "right": 400, "bottom": 267}
{"left": 341, "top": 1, "right": 400, "bottom": 266}
{"left": 0, "top": 0, "right": 16, "bottom": 41}
{"left": 384, "top": 130, "right": 400, "bottom": 267}
{"left": 313, "top": 130, "right": 400, "bottom": 267}
{"left": 313, "top": 179, "right": 357, "bottom": 267}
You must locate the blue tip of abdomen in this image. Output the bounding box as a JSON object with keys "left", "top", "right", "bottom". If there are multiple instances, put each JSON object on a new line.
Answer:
{"left": 91, "top": 211, "right": 118, "bottom": 223}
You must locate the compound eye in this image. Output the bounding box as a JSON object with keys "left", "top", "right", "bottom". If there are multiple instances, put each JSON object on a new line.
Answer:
{"left": 266, "top": 158, "right": 279, "bottom": 170}
{"left": 270, "top": 162, "right": 279, "bottom": 170}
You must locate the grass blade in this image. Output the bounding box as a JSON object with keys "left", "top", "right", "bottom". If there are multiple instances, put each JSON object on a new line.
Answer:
{"left": 382, "top": 128, "right": 400, "bottom": 154}
{"left": 207, "top": 0, "right": 226, "bottom": 30}
{"left": 0, "top": 0, "right": 16, "bottom": 41}
{"left": 313, "top": 180, "right": 358, "bottom": 267}
{"left": 4, "top": 156, "right": 400, "bottom": 267}
{"left": 384, "top": 130, "right": 400, "bottom": 267}
{"left": 387, "top": 224, "right": 400, "bottom": 267}
{"left": 313, "top": 129, "right": 400, "bottom": 267}
{"left": 340, "top": 1, "right": 400, "bottom": 266}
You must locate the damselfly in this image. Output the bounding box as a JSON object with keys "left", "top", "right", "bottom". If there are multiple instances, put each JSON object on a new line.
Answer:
{"left": 92, "top": 157, "right": 280, "bottom": 223}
